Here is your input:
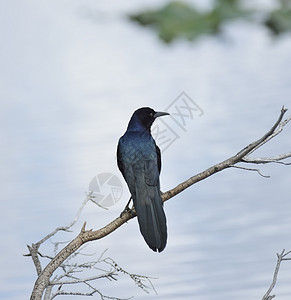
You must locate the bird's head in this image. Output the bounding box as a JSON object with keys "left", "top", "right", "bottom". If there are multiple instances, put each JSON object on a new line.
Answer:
{"left": 128, "top": 107, "right": 169, "bottom": 131}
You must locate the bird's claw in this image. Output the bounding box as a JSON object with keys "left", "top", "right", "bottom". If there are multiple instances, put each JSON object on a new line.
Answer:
{"left": 120, "top": 197, "right": 136, "bottom": 217}
{"left": 120, "top": 206, "right": 130, "bottom": 218}
{"left": 120, "top": 206, "right": 135, "bottom": 218}
{"left": 120, "top": 196, "right": 134, "bottom": 218}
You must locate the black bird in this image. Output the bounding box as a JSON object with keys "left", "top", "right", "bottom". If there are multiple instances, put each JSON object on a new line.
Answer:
{"left": 117, "top": 107, "right": 169, "bottom": 252}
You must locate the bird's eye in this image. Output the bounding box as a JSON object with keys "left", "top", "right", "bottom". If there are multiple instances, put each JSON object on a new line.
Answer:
{"left": 150, "top": 112, "right": 153, "bottom": 117}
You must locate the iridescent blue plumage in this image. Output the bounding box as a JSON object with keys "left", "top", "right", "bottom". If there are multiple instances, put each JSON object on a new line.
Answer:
{"left": 117, "top": 107, "right": 168, "bottom": 252}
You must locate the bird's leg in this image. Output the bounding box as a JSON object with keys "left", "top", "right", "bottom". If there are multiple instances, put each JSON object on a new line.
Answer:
{"left": 124, "top": 196, "right": 133, "bottom": 211}
{"left": 120, "top": 196, "right": 134, "bottom": 217}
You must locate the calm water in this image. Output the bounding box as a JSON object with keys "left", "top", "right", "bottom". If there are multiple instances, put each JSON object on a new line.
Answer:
{"left": 1, "top": 1, "right": 291, "bottom": 299}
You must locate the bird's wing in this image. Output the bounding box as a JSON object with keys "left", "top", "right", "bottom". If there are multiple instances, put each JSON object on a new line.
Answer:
{"left": 144, "top": 159, "right": 159, "bottom": 186}
{"left": 155, "top": 145, "right": 161, "bottom": 174}
{"left": 117, "top": 137, "right": 137, "bottom": 199}
{"left": 116, "top": 141, "right": 124, "bottom": 175}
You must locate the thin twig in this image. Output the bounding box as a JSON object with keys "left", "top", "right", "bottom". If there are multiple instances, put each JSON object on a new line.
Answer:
{"left": 262, "top": 249, "right": 291, "bottom": 300}
{"left": 231, "top": 165, "right": 270, "bottom": 178}
{"left": 247, "top": 112, "right": 291, "bottom": 156}
{"left": 242, "top": 153, "right": 291, "bottom": 165}
{"left": 38, "top": 196, "right": 90, "bottom": 245}
{"left": 50, "top": 272, "right": 117, "bottom": 285}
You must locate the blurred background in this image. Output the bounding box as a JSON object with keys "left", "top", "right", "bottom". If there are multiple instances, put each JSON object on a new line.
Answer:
{"left": 1, "top": 0, "right": 291, "bottom": 299}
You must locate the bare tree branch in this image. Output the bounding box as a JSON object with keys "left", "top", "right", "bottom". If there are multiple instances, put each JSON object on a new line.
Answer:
{"left": 51, "top": 289, "right": 131, "bottom": 300}
{"left": 231, "top": 165, "right": 270, "bottom": 178}
{"left": 246, "top": 112, "right": 291, "bottom": 157}
{"left": 29, "top": 107, "right": 291, "bottom": 300}
{"left": 50, "top": 272, "right": 116, "bottom": 286}
{"left": 161, "top": 106, "right": 289, "bottom": 201}
{"left": 43, "top": 285, "right": 52, "bottom": 300}
{"left": 242, "top": 153, "right": 291, "bottom": 165}
{"left": 25, "top": 197, "right": 90, "bottom": 276}
{"left": 262, "top": 249, "right": 291, "bottom": 300}
{"left": 103, "top": 257, "right": 158, "bottom": 295}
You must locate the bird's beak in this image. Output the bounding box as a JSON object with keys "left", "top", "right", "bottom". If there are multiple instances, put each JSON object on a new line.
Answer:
{"left": 154, "top": 111, "right": 170, "bottom": 118}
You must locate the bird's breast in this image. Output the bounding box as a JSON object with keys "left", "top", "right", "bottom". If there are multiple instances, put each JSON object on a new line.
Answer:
{"left": 118, "top": 132, "right": 157, "bottom": 163}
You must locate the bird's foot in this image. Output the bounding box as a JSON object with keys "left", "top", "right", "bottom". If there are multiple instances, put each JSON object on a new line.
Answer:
{"left": 119, "top": 205, "right": 135, "bottom": 218}
{"left": 120, "top": 205, "right": 130, "bottom": 217}
{"left": 120, "top": 197, "right": 135, "bottom": 218}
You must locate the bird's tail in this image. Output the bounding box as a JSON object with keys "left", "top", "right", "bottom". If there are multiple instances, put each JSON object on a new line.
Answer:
{"left": 134, "top": 180, "right": 167, "bottom": 252}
